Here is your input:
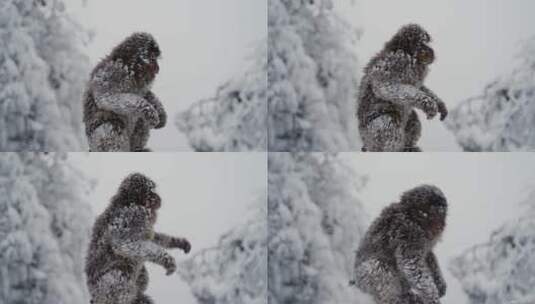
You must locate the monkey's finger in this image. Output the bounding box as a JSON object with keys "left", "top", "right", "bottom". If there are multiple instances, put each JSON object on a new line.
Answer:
{"left": 166, "top": 268, "right": 176, "bottom": 276}
{"left": 426, "top": 112, "right": 437, "bottom": 120}
{"left": 439, "top": 109, "right": 448, "bottom": 121}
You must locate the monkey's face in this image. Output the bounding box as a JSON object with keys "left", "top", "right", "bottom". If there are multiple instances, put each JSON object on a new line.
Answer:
{"left": 386, "top": 24, "right": 435, "bottom": 65}
{"left": 143, "top": 188, "right": 161, "bottom": 211}
{"left": 145, "top": 41, "right": 161, "bottom": 76}
{"left": 402, "top": 185, "right": 448, "bottom": 234}
{"left": 426, "top": 193, "right": 447, "bottom": 220}
{"left": 416, "top": 43, "right": 435, "bottom": 65}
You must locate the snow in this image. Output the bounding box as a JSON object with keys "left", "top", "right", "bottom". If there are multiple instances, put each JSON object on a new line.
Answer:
{"left": 446, "top": 37, "right": 535, "bottom": 151}
{"left": 176, "top": 43, "right": 267, "bottom": 151}
{"left": 178, "top": 197, "right": 267, "bottom": 304}
{"left": 0, "top": 0, "right": 90, "bottom": 151}
{"left": 268, "top": 152, "right": 371, "bottom": 304}
{"left": 268, "top": 0, "right": 361, "bottom": 151}
{"left": 0, "top": 153, "right": 93, "bottom": 304}
{"left": 450, "top": 190, "right": 535, "bottom": 304}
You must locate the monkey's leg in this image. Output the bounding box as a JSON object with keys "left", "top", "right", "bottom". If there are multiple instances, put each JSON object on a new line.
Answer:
{"left": 354, "top": 259, "right": 405, "bottom": 304}
{"left": 130, "top": 120, "right": 150, "bottom": 152}
{"left": 133, "top": 266, "right": 154, "bottom": 303}
{"left": 89, "top": 122, "right": 130, "bottom": 152}
{"left": 91, "top": 269, "right": 137, "bottom": 304}
{"left": 403, "top": 110, "right": 422, "bottom": 152}
{"left": 136, "top": 266, "right": 149, "bottom": 293}
{"left": 362, "top": 115, "right": 404, "bottom": 151}
{"left": 133, "top": 294, "right": 154, "bottom": 304}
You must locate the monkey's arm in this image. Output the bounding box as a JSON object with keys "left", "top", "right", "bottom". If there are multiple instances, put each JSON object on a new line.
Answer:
{"left": 427, "top": 252, "right": 447, "bottom": 297}
{"left": 420, "top": 86, "right": 448, "bottom": 121}
{"left": 91, "top": 72, "right": 160, "bottom": 126}
{"left": 144, "top": 91, "right": 167, "bottom": 129}
{"left": 153, "top": 232, "right": 191, "bottom": 253}
{"left": 93, "top": 92, "right": 160, "bottom": 127}
{"left": 395, "top": 243, "right": 441, "bottom": 304}
{"left": 110, "top": 210, "right": 176, "bottom": 274}
{"left": 370, "top": 79, "right": 439, "bottom": 120}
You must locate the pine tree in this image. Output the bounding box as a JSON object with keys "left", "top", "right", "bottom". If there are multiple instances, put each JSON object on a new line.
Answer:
{"left": 268, "top": 152, "right": 369, "bottom": 303}
{"left": 268, "top": 0, "right": 361, "bottom": 151}
{"left": 0, "top": 153, "right": 93, "bottom": 304}
{"left": 178, "top": 197, "right": 267, "bottom": 304}
{"left": 176, "top": 44, "right": 267, "bottom": 151}
{"left": 446, "top": 37, "right": 535, "bottom": 151}
{"left": 450, "top": 190, "right": 535, "bottom": 304}
{"left": 0, "top": 0, "right": 90, "bottom": 151}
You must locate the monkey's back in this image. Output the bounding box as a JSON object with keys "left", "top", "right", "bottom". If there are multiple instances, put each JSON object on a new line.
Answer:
{"left": 357, "top": 51, "right": 427, "bottom": 130}
{"left": 85, "top": 205, "right": 148, "bottom": 286}
{"left": 355, "top": 202, "right": 424, "bottom": 267}
{"left": 83, "top": 59, "right": 150, "bottom": 150}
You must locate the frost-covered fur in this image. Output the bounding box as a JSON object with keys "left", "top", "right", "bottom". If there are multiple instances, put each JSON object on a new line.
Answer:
{"left": 357, "top": 24, "right": 448, "bottom": 152}
{"left": 352, "top": 185, "right": 448, "bottom": 304}
{"left": 85, "top": 173, "right": 191, "bottom": 304}
{"left": 83, "top": 33, "right": 167, "bottom": 152}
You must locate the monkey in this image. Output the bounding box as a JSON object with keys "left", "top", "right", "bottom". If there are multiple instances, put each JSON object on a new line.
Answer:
{"left": 351, "top": 185, "right": 448, "bottom": 304}
{"left": 85, "top": 173, "right": 191, "bottom": 304}
{"left": 83, "top": 32, "right": 167, "bottom": 152}
{"left": 357, "top": 24, "right": 448, "bottom": 152}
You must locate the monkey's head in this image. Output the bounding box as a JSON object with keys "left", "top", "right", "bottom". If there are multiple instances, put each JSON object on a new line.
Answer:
{"left": 386, "top": 24, "right": 435, "bottom": 65}
{"left": 115, "top": 172, "right": 162, "bottom": 213}
{"left": 109, "top": 32, "right": 161, "bottom": 85}
{"left": 401, "top": 184, "right": 448, "bottom": 237}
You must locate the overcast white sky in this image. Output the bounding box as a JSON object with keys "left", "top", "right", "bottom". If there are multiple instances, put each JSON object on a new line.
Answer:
{"left": 70, "top": 0, "right": 267, "bottom": 151}
{"left": 70, "top": 152, "right": 267, "bottom": 304}
{"left": 344, "top": 152, "right": 535, "bottom": 304}
{"left": 337, "top": 0, "right": 535, "bottom": 151}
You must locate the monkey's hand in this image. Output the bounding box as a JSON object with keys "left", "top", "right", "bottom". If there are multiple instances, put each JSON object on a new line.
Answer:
{"left": 144, "top": 91, "right": 167, "bottom": 129}
{"left": 436, "top": 100, "right": 448, "bottom": 121}
{"left": 162, "top": 254, "right": 177, "bottom": 275}
{"left": 437, "top": 279, "right": 447, "bottom": 298}
{"left": 176, "top": 238, "right": 191, "bottom": 254}
{"left": 167, "top": 237, "right": 191, "bottom": 253}
{"left": 140, "top": 103, "right": 160, "bottom": 128}
{"left": 420, "top": 95, "right": 439, "bottom": 120}
{"left": 420, "top": 86, "right": 447, "bottom": 121}
{"left": 153, "top": 233, "right": 191, "bottom": 253}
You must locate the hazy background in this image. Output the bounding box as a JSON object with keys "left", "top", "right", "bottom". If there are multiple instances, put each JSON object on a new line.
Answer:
{"left": 345, "top": 153, "right": 535, "bottom": 304}
{"left": 70, "top": 0, "right": 267, "bottom": 151}
{"left": 337, "top": 0, "right": 535, "bottom": 151}
{"left": 70, "top": 152, "right": 267, "bottom": 304}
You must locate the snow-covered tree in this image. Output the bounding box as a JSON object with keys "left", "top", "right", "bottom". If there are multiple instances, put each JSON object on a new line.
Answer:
{"left": 446, "top": 37, "right": 535, "bottom": 151}
{"left": 268, "top": 0, "right": 361, "bottom": 151}
{"left": 268, "top": 152, "right": 370, "bottom": 303}
{"left": 449, "top": 190, "right": 535, "bottom": 304}
{"left": 0, "top": 0, "right": 90, "bottom": 151}
{"left": 176, "top": 43, "right": 267, "bottom": 151}
{"left": 178, "top": 198, "right": 267, "bottom": 304}
{"left": 0, "top": 153, "right": 93, "bottom": 304}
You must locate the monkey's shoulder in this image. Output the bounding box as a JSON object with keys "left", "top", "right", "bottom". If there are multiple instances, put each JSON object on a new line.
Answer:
{"left": 367, "top": 51, "right": 422, "bottom": 84}
{"left": 91, "top": 59, "right": 140, "bottom": 93}
{"left": 373, "top": 204, "right": 427, "bottom": 242}
{"left": 108, "top": 205, "right": 153, "bottom": 231}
